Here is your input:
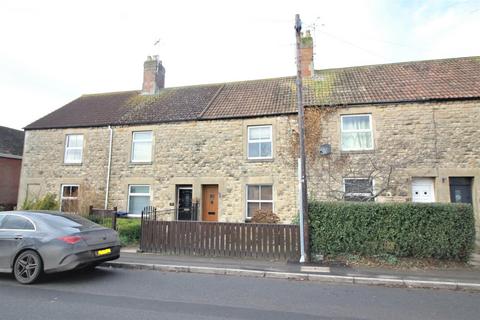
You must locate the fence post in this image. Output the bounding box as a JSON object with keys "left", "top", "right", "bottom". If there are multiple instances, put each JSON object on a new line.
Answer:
{"left": 113, "top": 206, "right": 117, "bottom": 231}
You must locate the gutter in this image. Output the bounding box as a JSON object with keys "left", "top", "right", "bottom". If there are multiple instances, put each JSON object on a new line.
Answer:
{"left": 104, "top": 125, "right": 113, "bottom": 209}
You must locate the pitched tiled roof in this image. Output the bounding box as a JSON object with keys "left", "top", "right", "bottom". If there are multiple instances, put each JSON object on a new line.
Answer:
{"left": 0, "top": 126, "right": 24, "bottom": 157}
{"left": 303, "top": 56, "right": 480, "bottom": 106}
{"left": 25, "top": 56, "right": 480, "bottom": 130}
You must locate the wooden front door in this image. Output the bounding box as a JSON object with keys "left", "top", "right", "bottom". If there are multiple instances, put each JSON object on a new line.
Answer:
{"left": 202, "top": 185, "right": 218, "bottom": 222}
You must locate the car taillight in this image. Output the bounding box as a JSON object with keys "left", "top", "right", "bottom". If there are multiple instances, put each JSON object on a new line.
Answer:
{"left": 58, "top": 236, "right": 83, "bottom": 244}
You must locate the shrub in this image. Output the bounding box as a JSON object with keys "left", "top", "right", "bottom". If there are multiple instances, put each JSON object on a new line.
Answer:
{"left": 251, "top": 209, "right": 280, "bottom": 224}
{"left": 117, "top": 218, "right": 141, "bottom": 246}
{"left": 22, "top": 193, "right": 59, "bottom": 211}
{"left": 309, "top": 201, "right": 475, "bottom": 261}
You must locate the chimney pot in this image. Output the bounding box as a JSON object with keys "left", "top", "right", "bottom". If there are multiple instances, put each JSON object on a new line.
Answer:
{"left": 142, "top": 56, "right": 165, "bottom": 94}
{"left": 300, "top": 29, "right": 314, "bottom": 78}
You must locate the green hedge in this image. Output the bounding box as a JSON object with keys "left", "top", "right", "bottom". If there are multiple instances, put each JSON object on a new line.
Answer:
{"left": 309, "top": 201, "right": 475, "bottom": 261}
{"left": 117, "top": 218, "right": 141, "bottom": 246}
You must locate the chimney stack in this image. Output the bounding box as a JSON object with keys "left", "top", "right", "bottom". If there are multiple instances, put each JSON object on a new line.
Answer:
{"left": 300, "top": 30, "right": 314, "bottom": 78}
{"left": 142, "top": 55, "right": 165, "bottom": 95}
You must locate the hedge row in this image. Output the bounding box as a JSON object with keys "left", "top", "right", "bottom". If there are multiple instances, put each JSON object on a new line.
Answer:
{"left": 116, "top": 218, "right": 141, "bottom": 246}
{"left": 309, "top": 201, "right": 475, "bottom": 261}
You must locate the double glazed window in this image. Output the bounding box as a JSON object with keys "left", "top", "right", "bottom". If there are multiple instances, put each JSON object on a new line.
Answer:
{"left": 131, "top": 131, "right": 153, "bottom": 163}
{"left": 341, "top": 115, "right": 373, "bottom": 151}
{"left": 128, "top": 185, "right": 151, "bottom": 216}
{"left": 247, "top": 125, "right": 272, "bottom": 159}
{"left": 64, "top": 134, "right": 83, "bottom": 164}
{"left": 246, "top": 185, "right": 273, "bottom": 219}
{"left": 61, "top": 185, "right": 79, "bottom": 213}
{"left": 344, "top": 178, "right": 374, "bottom": 201}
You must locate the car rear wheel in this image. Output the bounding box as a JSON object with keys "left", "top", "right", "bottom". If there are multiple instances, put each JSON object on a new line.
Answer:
{"left": 14, "top": 250, "right": 43, "bottom": 284}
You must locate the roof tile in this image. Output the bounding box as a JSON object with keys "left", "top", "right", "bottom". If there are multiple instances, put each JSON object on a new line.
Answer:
{"left": 25, "top": 56, "right": 480, "bottom": 130}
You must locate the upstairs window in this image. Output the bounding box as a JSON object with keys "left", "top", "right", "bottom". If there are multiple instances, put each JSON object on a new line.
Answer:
{"left": 341, "top": 115, "right": 373, "bottom": 151}
{"left": 64, "top": 134, "right": 83, "bottom": 164}
{"left": 248, "top": 125, "right": 272, "bottom": 159}
{"left": 131, "top": 131, "right": 153, "bottom": 163}
{"left": 344, "top": 178, "right": 374, "bottom": 201}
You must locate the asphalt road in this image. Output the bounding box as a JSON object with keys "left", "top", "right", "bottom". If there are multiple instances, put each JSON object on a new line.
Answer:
{"left": 0, "top": 267, "right": 478, "bottom": 320}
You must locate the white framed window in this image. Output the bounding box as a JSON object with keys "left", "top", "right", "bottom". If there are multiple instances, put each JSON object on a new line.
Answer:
{"left": 61, "top": 184, "right": 79, "bottom": 213}
{"left": 131, "top": 131, "right": 153, "bottom": 163}
{"left": 341, "top": 114, "right": 373, "bottom": 151}
{"left": 64, "top": 134, "right": 83, "bottom": 163}
{"left": 246, "top": 185, "right": 273, "bottom": 219}
{"left": 247, "top": 125, "right": 273, "bottom": 159}
{"left": 343, "top": 178, "right": 374, "bottom": 202}
{"left": 128, "top": 185, "right": 151, "bottom": 217}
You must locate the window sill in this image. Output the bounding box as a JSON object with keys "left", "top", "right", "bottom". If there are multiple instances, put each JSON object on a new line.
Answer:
{"left": 246, "top": 158, "right": 274, "bottom": 163}
{"left": 129, "top": 162, "right": 153, "bottom": 166}
{"left": 340, "top": 149, "right": 375, "bottom": 155}
{"left": 63, "top": 163, "right": 82, "bottom": 166}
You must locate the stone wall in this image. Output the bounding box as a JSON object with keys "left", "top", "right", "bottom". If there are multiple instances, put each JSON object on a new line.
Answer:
{"left": 18, "top": 116, "right": 299, "bottom": 222}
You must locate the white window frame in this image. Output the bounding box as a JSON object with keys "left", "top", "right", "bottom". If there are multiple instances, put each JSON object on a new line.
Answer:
{"left": 247, "top": 125, "right": 273, "bottom": 160}
{"left": 131, "top": 131, "right": 153, "bottom": 163}
{"left": 245, "top": 184, "right": 274, "bottom": 220}
{"left": 60, "top": 184, "right": 80, "bottom": 212}
{"left": 127, "top": 185, "right": 151, "bottom": 217}
{"left": 340, "top": 114, "right": 374, "bottom": 151}
{"left": 64, "top": 134, "right": 83, "bottom": 164}
{"left": 343, "top": 178, "right": 375, "bottom": 201}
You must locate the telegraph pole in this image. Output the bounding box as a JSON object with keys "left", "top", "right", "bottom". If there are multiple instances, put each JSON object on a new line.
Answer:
{"left": 295, "top": 14, "right": 309, "bottom": 263}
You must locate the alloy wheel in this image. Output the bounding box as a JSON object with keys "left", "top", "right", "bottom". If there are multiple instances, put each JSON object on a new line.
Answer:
{"left": 14, "top": 250, "right": 42, "bottom": 284}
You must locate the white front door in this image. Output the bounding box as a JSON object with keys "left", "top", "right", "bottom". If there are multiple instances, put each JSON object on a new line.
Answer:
{"left": 412, "top": 178, "right": 435, "bottom": 203}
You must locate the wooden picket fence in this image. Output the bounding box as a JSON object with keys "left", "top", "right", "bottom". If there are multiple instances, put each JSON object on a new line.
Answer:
{"left": 140, "top": 220, "right": 300, "bottom": 261}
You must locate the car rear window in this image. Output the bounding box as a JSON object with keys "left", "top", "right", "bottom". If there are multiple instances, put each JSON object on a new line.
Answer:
{"left": 42, "top": 213, "right": 100, "bottom": 229}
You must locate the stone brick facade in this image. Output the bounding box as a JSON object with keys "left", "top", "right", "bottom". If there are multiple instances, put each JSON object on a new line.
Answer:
{"left": 305, "top": 100, "right": 480, "bottom": 234}
{"left": 18, "top": 100, "right": 480, "bottom": 235}
{"left": 18, "top": 116, "right": 299, "bottom": 223}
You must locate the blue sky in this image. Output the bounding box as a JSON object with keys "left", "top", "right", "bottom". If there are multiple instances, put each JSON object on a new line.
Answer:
{"left": 0, "top": 0, "right": 479, "bottom": 129}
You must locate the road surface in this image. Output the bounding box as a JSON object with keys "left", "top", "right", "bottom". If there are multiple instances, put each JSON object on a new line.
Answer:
{"left": 0, "top": 267, "right": 478, "bottom": 320}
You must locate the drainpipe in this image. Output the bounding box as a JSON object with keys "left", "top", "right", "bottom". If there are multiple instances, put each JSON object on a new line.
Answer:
{"left": 104, "top": 125, "right": 113, "bottom": 209}
{"left": 298, "top": 158, "right": 306, "bottom": 263}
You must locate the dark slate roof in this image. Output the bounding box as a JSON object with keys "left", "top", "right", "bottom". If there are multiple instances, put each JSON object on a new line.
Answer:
{"left": 25, "top": 56, "right": 480, "bottom": 130}
{"left": 0, "top": 126, "right": 24, "bottom": 157}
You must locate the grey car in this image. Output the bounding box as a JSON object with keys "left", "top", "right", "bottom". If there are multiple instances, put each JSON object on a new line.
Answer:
{"left": 0, "top": 211, "right": 121, "bottom": 284}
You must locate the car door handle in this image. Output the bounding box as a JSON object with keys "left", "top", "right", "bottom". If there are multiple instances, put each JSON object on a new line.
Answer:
{"left": 14, "top": 235, "right": 23, "bottom": 240}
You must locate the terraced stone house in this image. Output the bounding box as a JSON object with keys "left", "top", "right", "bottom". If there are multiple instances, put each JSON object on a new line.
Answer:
{"left": 18, "top": 37, "right": 480, "bottom": 248}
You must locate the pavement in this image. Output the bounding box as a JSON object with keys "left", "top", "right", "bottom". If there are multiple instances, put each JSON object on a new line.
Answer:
{"left": 101, "top": 248, "right": 480, "bottom": 292}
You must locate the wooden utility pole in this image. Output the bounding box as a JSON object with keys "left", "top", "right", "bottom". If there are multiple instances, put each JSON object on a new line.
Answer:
{"left": 295, "top": 14, "right": 309, "bottom": 263}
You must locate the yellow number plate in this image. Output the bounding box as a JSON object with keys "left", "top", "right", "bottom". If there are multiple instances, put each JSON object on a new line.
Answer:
{"left": 97, "top": 248, "right": 111, "bottom": 256}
